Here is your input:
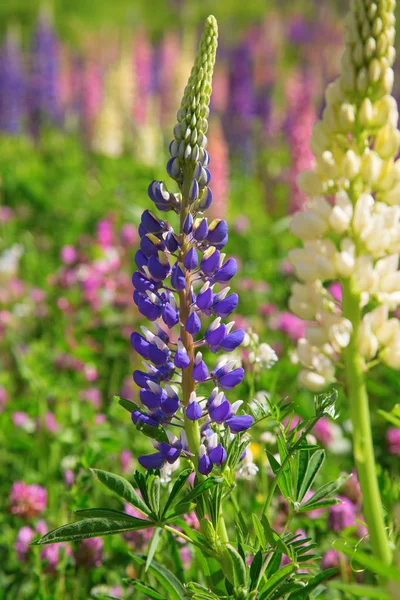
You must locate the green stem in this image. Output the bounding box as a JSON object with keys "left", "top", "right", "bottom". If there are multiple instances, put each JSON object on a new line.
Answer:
{"left": 341, "top": 277, "right": 392, "bottom": 567}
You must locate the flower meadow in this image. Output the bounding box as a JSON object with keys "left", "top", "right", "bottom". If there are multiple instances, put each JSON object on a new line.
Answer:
{"left": 1, "top": 1, "right": 400, "bottom": 599}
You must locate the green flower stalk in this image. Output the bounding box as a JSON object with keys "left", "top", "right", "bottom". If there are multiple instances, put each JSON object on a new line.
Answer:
{"left": 289, "top": 0, "right": 398, "bottom": 566}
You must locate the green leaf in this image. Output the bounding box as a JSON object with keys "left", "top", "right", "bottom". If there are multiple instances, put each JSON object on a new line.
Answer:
{"left": 333, "top": 541, "right": 400, "bottom": 583}
{"left": 261, "top": 515, "right": 289, "bottom": 555}
{"left": 249, "top": 550, "right": 263, "bottom": 591}
{"left": 117, "top": 397, "right": 168, "bottom": 443}
{"left": 297, "top": 449, "right": 325, "bottom": 503}
{"left": 276, "top": 437, "right": 292, "bottom": 497}
{"left": 264, "top": 551, "right": 282, "bottom": 579}
{"left": 287, "top": 568, "right": 338, "bottom": 599}
{"left": 224, "top": 544, "right": 247, "bottom": 589}
{"left": 295, "top": 448, "right": 309, "bottom": 502}
{"left": 135, "top": 418, "right": 169, "bottom": 443}
{"left": 302, "top": 474, "right": 350, "bottom": 507}
{"left": 378, "top": 408, "right": 400, "bottom": 428}
{"left": 115, "top": 395, "right": 141, "bottom": 413}
{"left": 328, "top": 582, "right": 392, "bottom": 599}
{"left": 131, "top": 554, "right": 189, "bottom": 599}
{"left": 252, "top": 514, "right": 266, "bottom": 549}
{"left": 75, "top": 507, "right": 145, "bottom": 520}
{"left": 258, "top": 563, "right": 297, "bottom": 599}
{"left": 32, "top": 515, "right": 153, "bottom": 544}
{"left": 170, "top": 477, "right": 221, "bottom": 516}
{"left": 149, "top": 475, "right": 161, "bottom": 516}
{"left": 162, "top": 468, "right": 193, "bottom": 518}
{"left": 126, "top": 580, "right": 167, "bottom": 600}
{"left": 134, "top": 471, "right": 152, "bottom": 509}
{"left": 297, "top": 498, "right": 340, "bottom": 512}
{"left": 146, "top": 528, "right": 163, "bottom": 572}
{"left": 91, "top": 469, "right": 150, "bottom": 515}
{"left": 166, "top": 502, "right": 196, "bottom": 519}
{"left": 266, "top": 450, "right": 290, "bottom": 499}
{"left": 269, "top": 582, "right": 306, "bottom": 600}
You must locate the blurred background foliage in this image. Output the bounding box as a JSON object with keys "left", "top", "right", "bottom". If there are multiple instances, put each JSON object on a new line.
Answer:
{"left": 1, "top": 1, "right": 400, "bottom": 598}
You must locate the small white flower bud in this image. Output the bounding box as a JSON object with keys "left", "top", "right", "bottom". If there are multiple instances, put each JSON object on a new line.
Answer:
{"left": 339, "top": 103, "right": 356, "bottom": 128}
{"left": 360, "top": 152, "right": 382, "bottom": 185}
{"left": 374, "top": 124, "right": 400, "bottom": 159}
{"left": 342, "top": 149, "right": 360, "bottom": 179}
{"left": 358, "top": 319, "right": 378, "bottom": 359}
{"left": 359, "top": 98, "right": 373, "bottom": 126}
{"left": 356, "top": 67, "right": 369, "bottom": 93}
{"left": 290, "top": 210, "right": 328, "bottom": 241}
{"left": 298, "top": 369, "right": 329, "bottom": 392}
{"left": 369, "top": 58, "right": 381, "bottom": 83}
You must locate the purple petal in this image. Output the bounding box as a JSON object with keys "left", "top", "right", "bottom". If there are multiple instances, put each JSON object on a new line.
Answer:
{"left": 196, "top": 287, "right": 213, "bottom": 310}
{"left": 207, "top": 219, "right": 228, "bottom": 244}
{"left": 218, "top": 368, "right": 245, "bottom": 390}
{"left": 198, "top": 453, "right": 212, "bottom": 475}
{"left": 139, "top": 452, "right": 165, "bottom": 469}
{"left": 200, "top": 248, "right": 220, "bottom": 275}
{"left": 186, "top": 311, "right": 201, "bottom": 336}
{"left": 213, "top": 293, "right": 239, "bottom": 318}
{"left": 219, "top": 329, "right": 245, "bottom": 352}
{"left": 209, "top": 444, "right": 227, "bottom": 465}
{"left": 184, "top": 247, "right": 198, "bottom": 271}
{"left": 130, "top": 332, "right": 150, "bottom": 359}
{"left": 171, "top": 263, "right": 186, "bottom": 291}
{"left": 186, "top": 401, "right": 203, "bottom": 421}
{"left": 192, "top": 360, "right": 209, "bottom": 382}
{"left": 205, "top": 324, "right": 226, "bottom": 346}
{"left": 226, "top": 415, "right": 253, "bottom": 433}
{"left": 209, "top": 400, "right": 231, "bottom": 423}
{"left": 214, "top": 258, "right": 237, "bottom": 283}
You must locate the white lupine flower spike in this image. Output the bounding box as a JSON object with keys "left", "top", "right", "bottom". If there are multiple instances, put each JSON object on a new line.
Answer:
{"left": 288, "top": 0, "right": 396, "bottom": 566}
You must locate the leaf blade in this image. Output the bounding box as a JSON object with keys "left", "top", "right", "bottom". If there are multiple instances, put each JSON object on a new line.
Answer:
{"left": 91, "top": 468, "right": 150, "bottom": 515}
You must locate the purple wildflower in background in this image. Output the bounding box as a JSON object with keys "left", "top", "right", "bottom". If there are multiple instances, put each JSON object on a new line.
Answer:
{"left": 0, "top": 30, "right": 25, "bottom": 134}
{"left": 224, "top": 40, "right": 255, "bottom": 171}
{"left": 129, "top": 16, "right": 252, "bottom": 475}
{"left": 387, "top": 427, "right": 400, "bottom": 456}
{"left": 28, "top": 9, "right": 62, "bottom": 133}
{"left": 9, "top": 482, "right": 47, "bottom": 519}
{"left": 327, "top": 496, "right": 356, "bottom": 532}
{"left": 15, "top": 526, "right": 34, "bottom": 561}
{"left": 75, "top": 537, "right": 104, "bottom": 568}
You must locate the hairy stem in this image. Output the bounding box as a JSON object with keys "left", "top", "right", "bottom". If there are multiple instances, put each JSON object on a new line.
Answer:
{"left": 341, "top": 277, "right": 392, "bottom": 567}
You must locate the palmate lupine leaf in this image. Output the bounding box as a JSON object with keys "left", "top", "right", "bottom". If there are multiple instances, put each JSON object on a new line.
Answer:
{"left": 32, "top": 512, "right": 154, "bottom": 544}
{"left": 161, "top": 467, "right": 193, "bottom": 518}
{"left": 296, "top": 449, "right": 325, "bottom": 503}
{"left": 90, "top": 468, "right": 150, "bottom": 515}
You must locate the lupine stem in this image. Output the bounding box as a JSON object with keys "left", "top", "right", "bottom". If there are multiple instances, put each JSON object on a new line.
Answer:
{"left": 179, "top": 166, "right": 202, "bottom": 468}
{"left": 341, "top": 277, "right": 392, "bottom": 567}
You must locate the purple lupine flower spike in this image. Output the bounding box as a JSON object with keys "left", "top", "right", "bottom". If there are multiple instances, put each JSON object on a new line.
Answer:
{"left": 0, "top": 29, "right": 25, "bottom": 134}
{"left": 28, "top": 9, "right": 62, "bottom": 133}
{"left": 129, "top": 16, "right": 252, "bottom": 473}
